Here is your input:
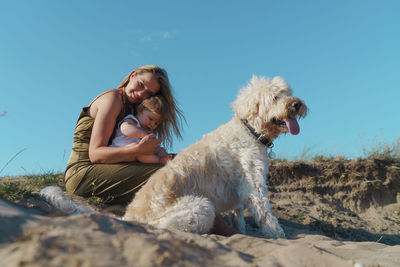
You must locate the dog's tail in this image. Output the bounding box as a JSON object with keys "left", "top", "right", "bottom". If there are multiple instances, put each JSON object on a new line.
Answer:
{"left": 149, "top": 195, "right": 215, "bottom": 234}
{"left": 39, "top": 186, "right": 99, "bottom": 215}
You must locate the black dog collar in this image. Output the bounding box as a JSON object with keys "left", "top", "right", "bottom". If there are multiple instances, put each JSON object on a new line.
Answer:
{"left": 241, "top": 119, "right": 273, "bottom": 148}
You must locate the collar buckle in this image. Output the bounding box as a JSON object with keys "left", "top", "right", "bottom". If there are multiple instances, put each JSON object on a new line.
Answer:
{"left": 241, "top": 119, "right": 273, "bottom": 148}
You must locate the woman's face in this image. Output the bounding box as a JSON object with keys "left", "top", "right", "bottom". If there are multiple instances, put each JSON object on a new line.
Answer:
{"left": 125, "top": 72, "right": 160, "bottom": 103}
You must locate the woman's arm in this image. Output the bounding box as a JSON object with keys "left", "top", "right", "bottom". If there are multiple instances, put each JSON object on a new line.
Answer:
{"left": 88, "top": 92, "right": 161, "bottom": 163}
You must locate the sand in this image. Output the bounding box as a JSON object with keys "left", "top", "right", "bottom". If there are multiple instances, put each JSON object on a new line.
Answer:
{"left": 1, "top": 158, "right": 399, "bottom": 266}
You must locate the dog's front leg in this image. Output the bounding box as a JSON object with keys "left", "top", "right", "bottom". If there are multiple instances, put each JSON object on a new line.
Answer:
{"left": 231, "top": 205, "right": 246, "bottom": 234}
{"left": 247, "top": 192, "right": 285, "bottom": 238}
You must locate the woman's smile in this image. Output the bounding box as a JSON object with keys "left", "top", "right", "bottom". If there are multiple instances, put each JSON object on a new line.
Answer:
{"left": 125, "top": 72, "right": 160, "bottom": 103}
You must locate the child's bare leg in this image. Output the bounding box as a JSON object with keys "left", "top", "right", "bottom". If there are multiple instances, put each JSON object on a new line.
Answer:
{"left": 137, "top": 154, "right": 163, "bottom": 164}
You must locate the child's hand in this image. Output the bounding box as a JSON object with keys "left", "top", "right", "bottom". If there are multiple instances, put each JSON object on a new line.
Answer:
{"left": 141, "top": 126, "right": 153, "bottom": 134}
{"left": 143, "top": 133, "right": 156, "bottom": 139}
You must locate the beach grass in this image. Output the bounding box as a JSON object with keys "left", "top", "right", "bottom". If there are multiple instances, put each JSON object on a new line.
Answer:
{"left": 1, "top": 136, "right": 399, "bottom": 205}
{"left": 0, "top": 172, "right": 64, "bottom": 202}
{"left": 362, "top": 137, "right": 400, "bottom": 160}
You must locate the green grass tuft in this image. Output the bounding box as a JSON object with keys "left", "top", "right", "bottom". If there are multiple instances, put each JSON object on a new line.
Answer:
{"left": 295, "top": 211, "right": 305, "bottom": 223}
{"left": 0, "top": 172, "right": 64, "bottom": 201}
{"left": 311, "top": 154, "right": 347, "bottom": 162}
{"left": 0, "top": 181, "right": 32, "bottom": 201}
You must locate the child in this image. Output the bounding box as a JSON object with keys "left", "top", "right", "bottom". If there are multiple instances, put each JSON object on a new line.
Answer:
{"left": 110, "top": 95, "right": 172, "bottom": 164}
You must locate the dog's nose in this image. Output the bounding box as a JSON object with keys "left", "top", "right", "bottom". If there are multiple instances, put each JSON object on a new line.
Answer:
{"left": 292, "top": 101, "right": 302, "bottom": 111}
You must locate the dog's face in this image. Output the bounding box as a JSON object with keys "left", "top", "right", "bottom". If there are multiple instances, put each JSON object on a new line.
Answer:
{"left": 231, "top": 75, "right": 308, "bottom": 140}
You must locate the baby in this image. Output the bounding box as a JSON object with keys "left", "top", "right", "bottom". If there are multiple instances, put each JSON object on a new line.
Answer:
{"left": 110, "top": 95, "right": 172, "bottom": 164}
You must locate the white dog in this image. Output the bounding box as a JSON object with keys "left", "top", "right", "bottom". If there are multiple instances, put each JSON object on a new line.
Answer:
{"left": 123, "top": 75, "right": 307, "bottom": 238}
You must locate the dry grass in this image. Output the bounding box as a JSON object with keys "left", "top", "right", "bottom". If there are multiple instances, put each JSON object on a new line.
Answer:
{"left": 362, "top": 137, "right": 400, "bottom": 160}
{"left": 1, "top": 134, "right": 398, "bottom": 207}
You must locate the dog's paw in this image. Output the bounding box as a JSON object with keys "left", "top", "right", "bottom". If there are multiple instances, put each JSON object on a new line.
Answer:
{"left": 260, "top": 223, "right": 286, "bottom": 239}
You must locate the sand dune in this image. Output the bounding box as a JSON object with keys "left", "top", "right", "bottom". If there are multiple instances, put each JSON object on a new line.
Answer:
{"left": 1, "top": 159, "right": 399, "bottom": 266}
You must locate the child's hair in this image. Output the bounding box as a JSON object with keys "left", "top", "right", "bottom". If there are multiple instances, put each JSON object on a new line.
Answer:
{"left": 137, "top": 95, "right": 169, "bottom": 138}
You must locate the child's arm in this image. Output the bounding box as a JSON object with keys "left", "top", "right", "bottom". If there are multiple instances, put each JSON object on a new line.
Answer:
{"left": 120, "top": 118, "right": 150, "bottom": 139}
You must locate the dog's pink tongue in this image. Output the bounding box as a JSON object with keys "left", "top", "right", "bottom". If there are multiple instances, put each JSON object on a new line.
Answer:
{"left": 283, "top": 118, "right": 300, "bottom": 135}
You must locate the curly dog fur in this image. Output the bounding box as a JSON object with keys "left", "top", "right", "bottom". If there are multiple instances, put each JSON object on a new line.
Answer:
{"left": 123, "top": 75, "right": 308, "bottom": 238}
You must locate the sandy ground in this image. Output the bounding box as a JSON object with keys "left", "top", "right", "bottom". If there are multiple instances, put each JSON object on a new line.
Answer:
{"left": 1, "top": 158, "right": 399, "bottom": 266}
{"left": 268, "top": 158, "right": 400, "bottom": 246}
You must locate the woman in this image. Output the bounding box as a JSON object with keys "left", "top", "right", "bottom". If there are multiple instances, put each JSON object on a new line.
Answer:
{"left": 65, "top": 65, "right": 238, "bottom": 236}
{"left": 65, "top": 65, "right": 183, "bottom": 204}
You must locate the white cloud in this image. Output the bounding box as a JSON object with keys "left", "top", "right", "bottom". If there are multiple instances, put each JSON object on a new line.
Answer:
{"left": 128, "top": 30, "right": 178, "bottom": 43}
{"left": 139, "top": 35, "right": 153, "bottom": 42}
{"left": 160, "top": 31, "right": 174, "bottom": 40}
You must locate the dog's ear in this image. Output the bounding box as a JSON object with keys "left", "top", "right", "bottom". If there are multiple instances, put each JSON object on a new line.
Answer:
{"left": 271, "top": 76, "right": 288, "bottom": 89}
{"left": 250, "top": 75, "right": 259, "bottom": 85}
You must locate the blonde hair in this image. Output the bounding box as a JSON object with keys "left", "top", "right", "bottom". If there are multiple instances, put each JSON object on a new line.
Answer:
{"left": 118, "top": 65, "right": 185, "bottom": 148}
{"left": 137, "top": 95, "right": 169, "bottom": 140}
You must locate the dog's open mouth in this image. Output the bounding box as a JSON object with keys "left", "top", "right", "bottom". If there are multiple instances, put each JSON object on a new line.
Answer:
{"left": 272, "top": 118, "right": 300, "bottom": 135}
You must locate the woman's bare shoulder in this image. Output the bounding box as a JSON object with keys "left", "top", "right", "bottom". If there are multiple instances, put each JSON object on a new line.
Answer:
{"left": 89, "top": 89, "right": 122, "bottom": 117}
{"left": 96, "top": 89, "right": 121, "bottom": 102}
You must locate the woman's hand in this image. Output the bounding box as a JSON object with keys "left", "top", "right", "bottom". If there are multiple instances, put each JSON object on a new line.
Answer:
{"left": 136, "top": 133, "right": 162, "bottom": 155}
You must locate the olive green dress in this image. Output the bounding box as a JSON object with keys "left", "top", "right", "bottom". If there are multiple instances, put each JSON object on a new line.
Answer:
{"left": 64, "top": 92, "right": 162, "bottom": 205}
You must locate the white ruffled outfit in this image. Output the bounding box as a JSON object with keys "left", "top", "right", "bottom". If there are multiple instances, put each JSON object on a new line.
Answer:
{"left": 110, "top": 114, "right": 143, "bottom": 147}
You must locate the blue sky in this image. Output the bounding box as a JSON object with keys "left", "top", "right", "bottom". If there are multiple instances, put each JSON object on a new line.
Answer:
{"left": 1, "top": 0, "right": 399, "bottom": 176}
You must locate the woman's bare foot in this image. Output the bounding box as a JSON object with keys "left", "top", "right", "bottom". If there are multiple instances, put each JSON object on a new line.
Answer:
{"left": 160, "top": 154, "right": 173, "bottom": 165}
